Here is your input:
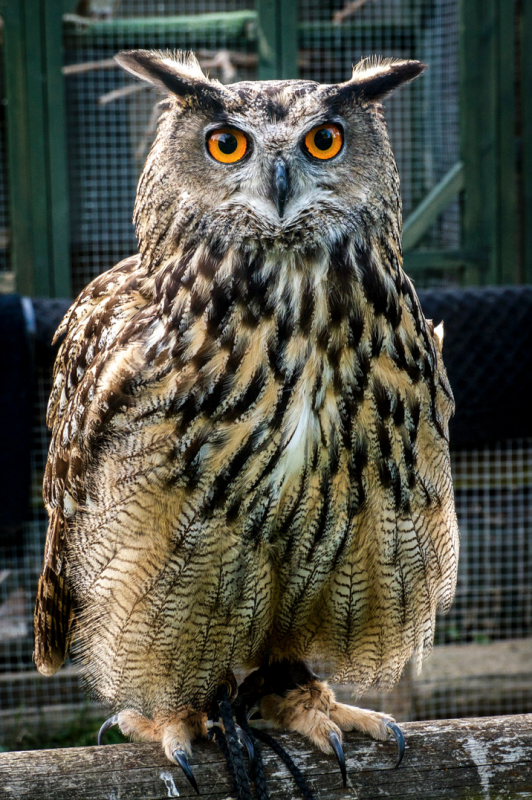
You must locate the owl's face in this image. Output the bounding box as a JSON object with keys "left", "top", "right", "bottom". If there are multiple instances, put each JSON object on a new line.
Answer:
{"left": 117, "top": 52, "right": 425, "bottom": 255}
{"left": 162, "top": 80, "right": 384, "bottom": 237}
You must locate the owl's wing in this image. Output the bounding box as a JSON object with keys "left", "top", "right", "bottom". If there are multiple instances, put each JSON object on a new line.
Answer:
{"left": 325, "top": 289, "right": 459, "bottom": 691}
{"left": 34, "top": 255, "right": 146, "bottom": 674}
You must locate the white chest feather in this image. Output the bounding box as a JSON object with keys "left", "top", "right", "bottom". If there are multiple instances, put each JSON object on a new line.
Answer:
{"left": 275, "top": 393, "right": 316, "bottom": 484}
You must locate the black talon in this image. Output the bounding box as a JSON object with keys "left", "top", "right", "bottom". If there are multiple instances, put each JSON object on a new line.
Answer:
{"left": 386, "top": 721, "right": 405, "bottom": 768}
{"left": 172, "top": 749, "right": 200, "bottom": 795}
{"left": 236, "top": 724, "right": 256, "bottom": 774}
{"left": 328, "top": 731, "right": 347, "bottom": 787}
{"left": 97, "top": 714, "right": 118, "bottom": 746}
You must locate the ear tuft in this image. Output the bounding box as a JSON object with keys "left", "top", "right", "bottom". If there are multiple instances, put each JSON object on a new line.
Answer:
{"left": 114, "top": 49, "right": 228, "bottom": 108}
{"left": 349, "top": 57, "right": 426, "bottom": 101}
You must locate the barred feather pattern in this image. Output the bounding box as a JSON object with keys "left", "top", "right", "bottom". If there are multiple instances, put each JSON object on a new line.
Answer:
{"left": 36, "top": 226, "right": 457, "bottom": 709}
{"left": 35, "top": 58, "right": 458, "bottom": 716}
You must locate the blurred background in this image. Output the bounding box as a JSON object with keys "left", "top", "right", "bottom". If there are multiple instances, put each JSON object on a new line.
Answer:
{"left": 0, "top": 0, "right": 531, "bottom": 751}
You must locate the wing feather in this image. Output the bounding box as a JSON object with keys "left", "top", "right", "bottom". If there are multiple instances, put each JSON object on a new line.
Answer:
{"left": 34, "top": 255, "right": 146, "bottom": 674}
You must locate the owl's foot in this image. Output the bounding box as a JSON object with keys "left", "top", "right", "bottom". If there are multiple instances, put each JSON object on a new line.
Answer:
{"left": 239, "top": 661, "right": 404, "bottom": 785}
{"left": 261, "top": 680, "right": 404, "bottom": 774}
{"left": 98, "top": 708, "right": 206, "bottom": 794}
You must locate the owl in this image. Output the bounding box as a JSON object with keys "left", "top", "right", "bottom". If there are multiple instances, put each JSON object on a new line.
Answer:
{"left": 34, "top": 50, "right": 458, "bottom": 792}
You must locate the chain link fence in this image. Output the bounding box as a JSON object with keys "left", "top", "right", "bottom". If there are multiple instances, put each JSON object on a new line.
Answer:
{"left": 1, "top": 0, "right": 531, "bottom": 752}
{"left": 63, "top": 0, "right": 258, "bottom": 295}
{"left": 298, "top": 0, "right": 460, "bottom": 245}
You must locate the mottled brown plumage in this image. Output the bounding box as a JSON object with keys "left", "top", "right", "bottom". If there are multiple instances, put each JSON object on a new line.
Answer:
{"left": 35, "top": 51, "right": 458, "bottom": 767}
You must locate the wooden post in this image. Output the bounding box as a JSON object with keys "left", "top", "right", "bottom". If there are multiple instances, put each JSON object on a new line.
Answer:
{"left": 0, "top": 714, "right": 531, "bottom": 799}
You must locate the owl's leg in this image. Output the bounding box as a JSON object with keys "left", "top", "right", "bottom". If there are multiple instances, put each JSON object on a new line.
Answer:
{"left": 98, "top": 708, "right": 206, "bottom": 794}
{"left": 239, "top": 661, "right": 404, "bottom": 785}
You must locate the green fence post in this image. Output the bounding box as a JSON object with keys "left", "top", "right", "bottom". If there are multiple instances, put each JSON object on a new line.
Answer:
{"left": 278, "top": 0, "right": 298, "bottom": 79}
{"left": 522, "top": 0, "right": 532, "bottom": 283}
{"left": 459, "top": 0, "right": 497, "bottom": 285}
{"left": 497, "top": 0, "right": 518, "bottom": 284}
{"left": 459, "top": 0, "right": 519, "bottom": 285}
{"left": 257, "top": 0, "right": 278, "bottom": 80}
{"left": 1, "top": 0, "right": 36, "bottom": 296}
{"left": 1, "top": 0, "right": 71, "bottom": 298}
{"left": 24, "top": 0, "right": 54, "bottom": 297}
{"left": 256, "top": 0, "right": 298, "bottom": 80}
{"left": 43, "top": 0, "right": 71, "bottom": 298}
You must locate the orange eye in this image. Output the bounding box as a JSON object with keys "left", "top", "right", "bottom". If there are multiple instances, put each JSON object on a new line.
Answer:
{"left": 207, "top": 128, "right": 248, "bottom": 164}
{"left": 304, "top": 123, "right": 343, "bottom": 160}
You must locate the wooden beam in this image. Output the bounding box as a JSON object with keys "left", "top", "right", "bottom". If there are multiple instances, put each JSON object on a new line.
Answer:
{"left": 403, "top": 249, "right": 474, "bottom": 275}
{"left": 62, "top": 11, "right": 258, "bottom": 44}
{"left": 0, "top": 714, "right": 531, "bottom": 799}
{"left": 402, "top": 162, "right": 464, "bottom": 253}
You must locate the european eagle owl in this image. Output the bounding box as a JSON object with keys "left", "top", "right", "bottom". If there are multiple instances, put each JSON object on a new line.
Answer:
{"left": 35, "top": 50, "right": 459, "bottom": 790}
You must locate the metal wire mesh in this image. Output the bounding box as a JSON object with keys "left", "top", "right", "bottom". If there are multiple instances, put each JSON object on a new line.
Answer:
{"left": 63, "top": 0, "right": 257, "bottom": 296}
{"left": 0, "top": 27, "right": 10, "bottom": 274}
{"left": 298, "top": 0, "right": 460, "bottom": 246}
{"left": 63, "top": 0, "right": 460, "bottom": 296}
{"left": 446, "top": 440, "right": 532, "bottom": 645}
{"left": 328, "top": 440, "right": 532, "bottom": 722}
{"left": 1, "top": 368, "right": 531, "bottom": 747}
{"left": 297, "top": 0, "right": 462, "bottom": 290}
{"left": 1, "top": 0, "right": 531, "bottom": 753}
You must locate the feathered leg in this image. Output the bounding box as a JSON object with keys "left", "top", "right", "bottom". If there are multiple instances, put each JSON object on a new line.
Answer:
{"left": 239, "top": 660, "right": 404, "bottom": 785}
{"left": 98, "top": 708, "right": 206, "bottom": 793}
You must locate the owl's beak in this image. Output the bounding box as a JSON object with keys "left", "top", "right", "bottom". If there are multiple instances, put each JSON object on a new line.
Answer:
{"left": 272, "top": 159, "right": 289, "bottom": 218}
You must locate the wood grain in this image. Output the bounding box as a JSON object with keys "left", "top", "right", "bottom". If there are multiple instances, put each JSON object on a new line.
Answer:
{"left": 1, "top": 714, "right": 531, "bottom": 799}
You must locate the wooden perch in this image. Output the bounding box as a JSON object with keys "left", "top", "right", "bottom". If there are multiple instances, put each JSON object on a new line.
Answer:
{"left": 0, "top": 714, "right": 531, "bottom": 799}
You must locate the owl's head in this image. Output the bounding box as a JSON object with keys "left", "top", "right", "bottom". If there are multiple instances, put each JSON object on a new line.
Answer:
{"left": 116, "top": 50, "right": 425, "bottom": 263}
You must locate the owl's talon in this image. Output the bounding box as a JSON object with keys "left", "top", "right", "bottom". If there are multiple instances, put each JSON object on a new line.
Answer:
{"left": 97, "top": 714, "right": 119, "bottom": 745}
{"left": 172, "top": 748, "right": 200, "bottom": 795}
{"left": 236, "top": 725, "right": 256, "bottom": 773}
{"left": 328, "top": 731, "right": 347, "bottom": 787}
{"left": 386, "top": 721, "right": 405, "bottom": 768}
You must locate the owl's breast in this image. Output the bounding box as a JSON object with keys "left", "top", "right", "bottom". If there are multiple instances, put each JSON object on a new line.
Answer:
{"left": 242, "top": 341, "right": 353, "bottom": 546}
{"left": 271, "top": 366, "right": 322, "bottom": 489}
